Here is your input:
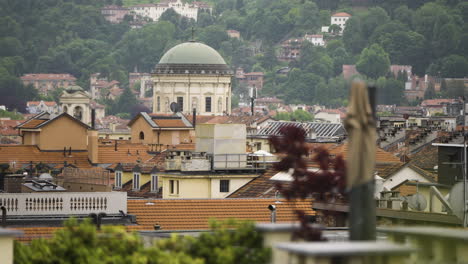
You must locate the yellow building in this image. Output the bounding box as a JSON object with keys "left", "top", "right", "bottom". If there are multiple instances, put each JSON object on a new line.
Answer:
{"left": 160, "top": 172, "right": 257, "bottom": 199}
{"left": 128, "top": 112, "right": 194, "bottom": 148}
{"left": 16, "top": 112, "right": 90, "bottom": 151}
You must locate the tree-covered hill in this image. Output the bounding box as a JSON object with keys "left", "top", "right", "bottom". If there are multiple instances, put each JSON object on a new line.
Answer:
{"left": 0, "top": 0, "right": 466, "bottom": 112}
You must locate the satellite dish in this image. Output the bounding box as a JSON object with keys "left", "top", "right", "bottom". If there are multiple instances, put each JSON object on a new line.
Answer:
{"left": 449, "top": 182, "right": 467, "bottom": 221}
{"left": 170, "top": 102, "right": 179, "bottom": 113}
{"left": 406, "top": 193, "right": 427, "bottom": 211}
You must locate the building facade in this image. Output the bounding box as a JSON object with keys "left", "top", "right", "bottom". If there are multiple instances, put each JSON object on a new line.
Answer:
{"left": 304, "top": 34, "right": 325, "bottom": 46}
{"left": 330, "top": 12, "right": 351, "bottom": 33}
{"left": 129, "top": 0, "right": 211, "bottom": 22}
{"left": 152, "top": 41, "right": 233, "bottom": 116}
{"left": 101, "top": 5, "right": 129, "bottom": 23}
{"left": 20, "top": 74, "right": 77, "bottom": 96}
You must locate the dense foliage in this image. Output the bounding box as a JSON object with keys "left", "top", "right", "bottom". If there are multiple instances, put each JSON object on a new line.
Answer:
{"left": 0, "top": 0, "right": 466, "bottom": 112}
{"left": 15, "top": 218, "right": 270, "bottom": 264}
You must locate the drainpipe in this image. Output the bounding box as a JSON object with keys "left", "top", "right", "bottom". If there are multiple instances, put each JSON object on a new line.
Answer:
{"left": 268, "top": 204, "right": 276, "bottom": 223}
{"left": 192, "top": 108, "right": 196, "bottom": 128}
{"left": 1, "top": 206, "right": 6, "bottom": 227}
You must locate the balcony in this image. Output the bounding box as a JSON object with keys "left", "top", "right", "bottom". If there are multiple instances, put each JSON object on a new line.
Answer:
{"left": 0, "top": 192, "right": 127, "bottom": 216}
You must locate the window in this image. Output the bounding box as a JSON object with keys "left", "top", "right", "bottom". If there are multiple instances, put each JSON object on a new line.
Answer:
{"left": 151, "top": 174, "right": 158, "bottom": 192}
{"left": 177, "top": 96, "right": 184, "bottom": 111}
{"left": 157, "top": 96, "right": 160, "bottom": 112}
{"left": 115, "top": 171, "right": 122, "bottom": 188}
{"left": 133, "top": 173, "right": 140, "bottom": 190}
{"left": 220, "top": 180, "right": 230, "bottom": 193}
{"left": 139, "top": 131, "right": 145, "bottom": 140}
{"left": 205, "top": 97, "right": 211, "bottom": 112}
{"left": 169, "top": 179, "right": 179, "bottom": 194}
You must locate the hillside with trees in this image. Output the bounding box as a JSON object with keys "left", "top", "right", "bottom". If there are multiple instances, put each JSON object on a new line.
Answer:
{"left": 0, "top": 0, "right": 466, "bottom": 112}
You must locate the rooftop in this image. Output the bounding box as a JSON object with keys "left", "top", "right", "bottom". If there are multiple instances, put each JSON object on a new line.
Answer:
{"left": 127, "top": 198, "right": 314, "bottom": 230}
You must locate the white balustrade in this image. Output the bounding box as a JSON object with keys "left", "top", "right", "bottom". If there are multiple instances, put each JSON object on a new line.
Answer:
{"left": 0, "top": 192, "right": 127, "bottom": 216}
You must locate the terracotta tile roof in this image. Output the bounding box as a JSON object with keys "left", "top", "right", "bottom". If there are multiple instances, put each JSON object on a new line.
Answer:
{"left": 127, "top": 198, "right": 314, "bottom": 230}
{"left": 0, "top": 145, "right": 92, "bottom": 168}
{"left": 153, "top": 119, "right": 187, "bottom": 128}
{"left": 14, "top": 225, "right": 147, "bottom": 243}
{"left": 20, "top": 119, "right": 47, "bottom": 129}
{"left": 304, "top": 34, "right": 323, "bottom": 38}
{"left": 97, "top": 143, "right": 155, "bottom": 164}
{"left": 332, "top": 12, "right": 351, "bottom": 17}
{"left": 408, "top": 144, "right": 438, "bottom": 171}
{"left": 14, "top": 227, "right": 60, "bottom": 242}
{"left": 27, "top": 101, "right": 57, "bottom": 107}
{"left": 228, "top": 169, "right": 278, "bottom": 198}
{"left": 0, "top": 120, "right": 23, "bottom": 136}
{"left": 375, "top": 163, "right": 406, "bottom": 179}
{"left": 20, "top": 73, "right": 76, "bottom": 81}
{"left": 421, "top": 99, "right": 460, "bottom": 107}
{"left": 328, "top": 143, "right": 401, "bottom": 164}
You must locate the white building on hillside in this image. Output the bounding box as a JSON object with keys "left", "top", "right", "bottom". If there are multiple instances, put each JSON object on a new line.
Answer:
{"left": 130, "top": 0, "right": 211, "bottom": 22}
{"left": 304, "top": 34, "right": 325, "bottom": 46}
{"left": 330, "top": 12, "right": 351, "bottom": 32}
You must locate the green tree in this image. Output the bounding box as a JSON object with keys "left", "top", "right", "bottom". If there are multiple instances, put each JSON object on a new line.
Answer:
{"left": 113, "top": 86, "right": 138, "bottom": 115}
{"left": 356, "top": 44, "right": 390, "bottom": 79}
{"left": 439, "top": 55, "right": 468, "bottom": 78}
{"left": 445, "top": 80, "right": 466, "bottom": 98}
{"left": 14, "top": 218, "right": 202, "bottom": 264}
{"left": 343, "top": 17, "right": 366, "bottom": 54}
{"left": 291, "top": 109, "right": 314, "bottom": 122}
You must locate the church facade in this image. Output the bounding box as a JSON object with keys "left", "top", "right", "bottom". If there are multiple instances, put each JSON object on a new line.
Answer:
{"left": 152, "top": 41, "right": 233, "bottom": 116}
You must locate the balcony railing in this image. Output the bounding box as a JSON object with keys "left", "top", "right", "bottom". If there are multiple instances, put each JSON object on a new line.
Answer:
{"left": 0, "top": 192, "right": 127, "bottom": 216}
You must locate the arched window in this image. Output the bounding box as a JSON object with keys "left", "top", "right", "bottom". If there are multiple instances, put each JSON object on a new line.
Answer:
{"left": 73, "top": 106, "right": 83, "bottom": 120}
{"left": 139, "top": 131, "right": 145, "bottom": 140}
{"left": 63, "top": 106, "right": 68, "bottom": 113}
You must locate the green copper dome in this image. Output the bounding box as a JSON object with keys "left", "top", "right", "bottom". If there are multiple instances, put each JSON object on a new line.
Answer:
{"left": 158, "top": 42, "right": 227, "bottom": 65}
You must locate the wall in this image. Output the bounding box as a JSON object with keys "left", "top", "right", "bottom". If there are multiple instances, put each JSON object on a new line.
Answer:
{"left": 39, "top": 116, "right": 88, "bottom": 150}
{"left": 210, "top": 177, "right": 253, "bottom": 198}
{"left": 22, "top": 131, "right": 40, "bottom": 145}
{"left": 0, "top": 236, "right": 14, "bottom": 264}
{"left": 153, "top": 74, "right": 232, "bottom": 116}
{"left": 162, "top": 177, "right": 210, "bottom": 199}
{"left": 383, "top": 167, "right": 431, "bottom": 191}
{"left": 129, "top": 116, "right": 154, "bottom": 144}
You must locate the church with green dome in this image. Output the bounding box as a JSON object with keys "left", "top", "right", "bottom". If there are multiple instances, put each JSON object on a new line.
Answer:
{"left": 152, "top": 41, "right": 233, "bottom": 116}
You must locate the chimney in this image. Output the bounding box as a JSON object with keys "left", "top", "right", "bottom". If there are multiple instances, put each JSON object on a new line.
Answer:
{"left": 91, "top": 109, "right": 96, "bottom": 129}
{"left": 114, "top": 141, "right": 118, "bottom": 151}
{"left": 68, "top": 147, "right": 72, "bottom": 156}
{"left": 87, "top": 129, "right": 99, "bottom": 164}
{"left": 4, "top": 174, "right": 24, "bottom": 193}
{"left": 192, "top": 108, "right": 196, "bottom": 128}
